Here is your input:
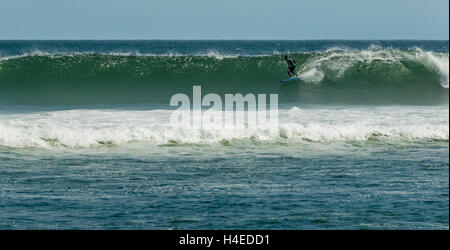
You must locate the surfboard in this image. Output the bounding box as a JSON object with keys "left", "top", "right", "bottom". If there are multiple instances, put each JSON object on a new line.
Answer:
{"left": 280, "top": 76, "right": 299, "bottom": 83}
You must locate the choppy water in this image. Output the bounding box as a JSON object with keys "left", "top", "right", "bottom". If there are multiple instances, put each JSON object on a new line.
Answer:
{"left": 0, "top": 40, "right": 448, "bottom": 229}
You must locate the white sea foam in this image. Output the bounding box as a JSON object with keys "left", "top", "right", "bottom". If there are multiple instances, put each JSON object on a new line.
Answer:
{"left": 0, "top": 106, "right": 447, "bottom": 148}
{"left": 299, "top": 68, "right": 324, "bottom": 83}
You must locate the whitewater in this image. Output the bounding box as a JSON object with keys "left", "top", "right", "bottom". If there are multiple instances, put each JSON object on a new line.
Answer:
{"left": 0, "top": 105, "right": 448, "bottom": 148}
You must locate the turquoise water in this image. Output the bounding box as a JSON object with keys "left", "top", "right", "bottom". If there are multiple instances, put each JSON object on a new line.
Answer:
{"left": 0, "top": 40, "right": 448, "bottom": 229}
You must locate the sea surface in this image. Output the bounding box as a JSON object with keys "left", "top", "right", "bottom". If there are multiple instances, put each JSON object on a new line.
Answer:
{"left": 0, "top": 40, "right": 448, "bottom": 229}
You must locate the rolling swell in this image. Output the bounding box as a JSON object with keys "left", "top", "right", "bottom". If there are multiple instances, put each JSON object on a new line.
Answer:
{"left": 0, "top": 47, "right": 448, "bottom": 105}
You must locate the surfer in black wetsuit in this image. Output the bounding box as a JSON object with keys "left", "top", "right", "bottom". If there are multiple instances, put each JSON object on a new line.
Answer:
{"left": 285, "top": 55, "right": 298, "bottom": 77}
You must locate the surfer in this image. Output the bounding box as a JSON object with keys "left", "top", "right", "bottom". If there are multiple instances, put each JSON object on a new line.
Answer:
{"left": 285, "top": 55, "right": 298, "bottom": 77}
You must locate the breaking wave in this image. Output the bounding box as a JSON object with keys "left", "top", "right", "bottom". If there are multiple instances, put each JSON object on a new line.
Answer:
{"left": 0, "top": 47, "right": 448, "bottom": 105}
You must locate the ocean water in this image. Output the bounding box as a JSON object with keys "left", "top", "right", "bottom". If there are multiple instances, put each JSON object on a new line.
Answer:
{"left": 0, "top": 40, "right": 448, "bottom": 229}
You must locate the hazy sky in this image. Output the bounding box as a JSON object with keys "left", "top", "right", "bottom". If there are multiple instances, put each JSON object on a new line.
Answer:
{"left": 1, "top": 0, "right": 448, "bottom": 39}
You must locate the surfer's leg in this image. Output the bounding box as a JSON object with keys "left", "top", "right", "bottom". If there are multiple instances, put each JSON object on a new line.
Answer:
{"left": 290, "top": 67, "right": 298, "bottom": 77}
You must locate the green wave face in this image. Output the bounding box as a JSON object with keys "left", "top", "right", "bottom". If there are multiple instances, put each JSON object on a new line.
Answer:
{"left": 0, "top": 48, "right": 448, "bottom": 105}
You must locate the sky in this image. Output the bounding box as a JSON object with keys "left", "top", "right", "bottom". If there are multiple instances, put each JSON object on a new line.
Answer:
{"left": 0, "top": 0, "right": 448, "bottom": 40}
